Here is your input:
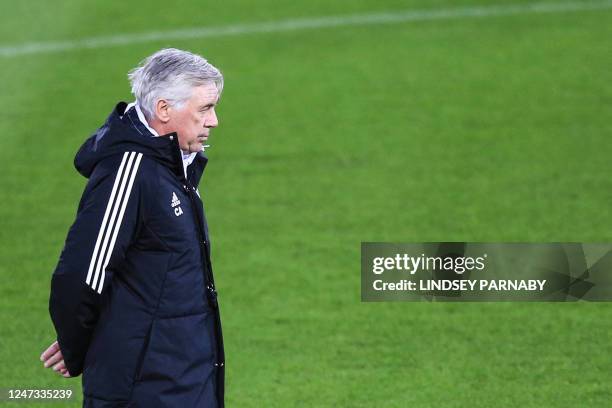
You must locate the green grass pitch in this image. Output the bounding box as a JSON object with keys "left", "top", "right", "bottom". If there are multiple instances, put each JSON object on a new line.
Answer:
{"left": 0, "top": 1, "right": 611, "bottom": 406}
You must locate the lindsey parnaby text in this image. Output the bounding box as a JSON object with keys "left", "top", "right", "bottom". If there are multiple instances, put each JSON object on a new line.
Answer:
{"left": 372, "top": 279, "right": 546, "bottom": 292}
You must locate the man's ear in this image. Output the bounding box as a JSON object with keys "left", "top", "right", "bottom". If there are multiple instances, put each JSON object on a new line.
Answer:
{"left": 154, "top": 99, "right": 171, "bottom": 123}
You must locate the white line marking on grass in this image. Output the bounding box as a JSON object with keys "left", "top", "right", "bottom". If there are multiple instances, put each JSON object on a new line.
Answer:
{"left": 1, "top": 1, "right": 611, "bottom": 57}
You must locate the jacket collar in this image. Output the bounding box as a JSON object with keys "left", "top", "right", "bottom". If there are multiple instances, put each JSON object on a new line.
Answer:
{"left": 74, "top": 102, "right": 208, "bottom": 186}
{"left": 123, "top": 102, "right": 200, "bottom": 179}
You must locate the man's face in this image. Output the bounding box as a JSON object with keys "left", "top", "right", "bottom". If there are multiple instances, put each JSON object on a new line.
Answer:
{"left": 169, "top": 83, "right": 220, "bottom": 153}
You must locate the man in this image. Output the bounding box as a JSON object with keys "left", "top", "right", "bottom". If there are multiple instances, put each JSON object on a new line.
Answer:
{"left": 41, "top": 48, "right": 225, "bottom": 407}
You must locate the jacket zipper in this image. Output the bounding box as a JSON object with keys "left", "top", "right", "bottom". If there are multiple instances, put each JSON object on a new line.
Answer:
{"left": 182, "top": 181, "right": 225, "bottom": 406}
{"left": 167, "top": 134, "right": 224, "bottom": 406}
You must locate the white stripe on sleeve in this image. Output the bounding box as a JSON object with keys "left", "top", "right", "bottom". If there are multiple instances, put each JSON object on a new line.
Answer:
{"left": 85, "top": 152, "right": 142, "bottom": 293}
{"left": 85, "top": 152, "right": 130, "bottom": 287}
{"left": 95, "top": 152, "right": 143, "bottom": 293}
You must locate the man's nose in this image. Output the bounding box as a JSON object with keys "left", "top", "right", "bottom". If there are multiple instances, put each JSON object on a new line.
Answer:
{"left": 205, "top": 110, "right": 219, "bottom": 128}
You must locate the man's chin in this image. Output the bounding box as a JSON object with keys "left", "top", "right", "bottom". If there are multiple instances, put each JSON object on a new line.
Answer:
{"left": 183, "top": 141, "right": 201, "bottom": 153}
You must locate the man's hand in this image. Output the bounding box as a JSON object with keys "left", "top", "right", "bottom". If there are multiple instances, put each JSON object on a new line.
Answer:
{"left": 40, "top": 340, "right": 72, "bottom": 378}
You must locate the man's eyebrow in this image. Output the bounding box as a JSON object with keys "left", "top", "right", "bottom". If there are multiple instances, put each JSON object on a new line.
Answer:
{"left": 199, "top": 102, "right": 216, "bottom": 109}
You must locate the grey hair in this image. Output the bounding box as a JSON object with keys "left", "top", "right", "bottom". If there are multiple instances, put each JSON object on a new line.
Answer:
{"left": 128, "top": 48, "right": 223, "bottom": 119}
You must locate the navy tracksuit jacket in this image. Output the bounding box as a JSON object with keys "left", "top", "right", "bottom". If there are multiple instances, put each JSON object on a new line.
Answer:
{"left": 49, "top": 102, "right": 225, "bottom": 407}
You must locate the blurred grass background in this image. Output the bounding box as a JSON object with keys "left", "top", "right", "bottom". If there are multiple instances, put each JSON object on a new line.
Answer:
{"left": 0, "top": 0, "right": 611, "bottom": 406}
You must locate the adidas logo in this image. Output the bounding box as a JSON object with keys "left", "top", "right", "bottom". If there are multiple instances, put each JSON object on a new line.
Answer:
{"left": 171, "top": 192, "right": 183, "bottom": 217}
{"left": 171, "top": 192, "right": 181, "bottom": 208}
